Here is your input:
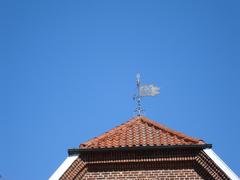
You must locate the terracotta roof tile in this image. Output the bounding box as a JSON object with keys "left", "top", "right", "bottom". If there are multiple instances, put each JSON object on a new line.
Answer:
{"left": 80, "top": 116, "right": 205, "bottom": 149}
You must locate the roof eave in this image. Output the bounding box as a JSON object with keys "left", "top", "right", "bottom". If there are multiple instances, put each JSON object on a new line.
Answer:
{"left": 68, "top": 144, "right": 212, "bottom": 156}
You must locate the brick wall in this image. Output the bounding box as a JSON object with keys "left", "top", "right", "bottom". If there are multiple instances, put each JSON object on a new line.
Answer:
{"left": 82, "top": 169, "right": 203, "bottom": 180}
{"left": 61, "top": 149, "right": 230, "bottom": 179}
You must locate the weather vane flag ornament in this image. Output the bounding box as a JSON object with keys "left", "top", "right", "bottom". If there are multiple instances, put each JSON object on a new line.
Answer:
{"left": 134, "top": 73, "right": 160, "bottom": 116}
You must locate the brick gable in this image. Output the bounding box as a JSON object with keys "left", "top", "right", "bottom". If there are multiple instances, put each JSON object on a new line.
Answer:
{"left": 61, "top": 148, "right": 230, "bottom": 179}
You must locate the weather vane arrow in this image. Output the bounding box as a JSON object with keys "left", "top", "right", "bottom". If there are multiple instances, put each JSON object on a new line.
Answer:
{"left": 134, "top": 73, "right": 160, "bottom": 116}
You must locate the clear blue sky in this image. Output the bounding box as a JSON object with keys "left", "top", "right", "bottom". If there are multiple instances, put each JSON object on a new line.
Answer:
{"left": 0, "top": 1, "right": 239, "bottom": 179}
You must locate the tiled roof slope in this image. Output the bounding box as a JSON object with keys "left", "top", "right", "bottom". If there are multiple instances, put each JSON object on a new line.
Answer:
{"left": 80, "top": 116, "right": 205, "bottom": 149}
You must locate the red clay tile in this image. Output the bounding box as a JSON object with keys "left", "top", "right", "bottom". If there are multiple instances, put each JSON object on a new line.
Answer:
{"left": 80, "top": 116, "right": 204, "bottom": 149}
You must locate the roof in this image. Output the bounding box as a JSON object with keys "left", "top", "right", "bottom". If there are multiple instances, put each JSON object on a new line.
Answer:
{"left": 80, "top": 116, "right": 205, "bottom": 149}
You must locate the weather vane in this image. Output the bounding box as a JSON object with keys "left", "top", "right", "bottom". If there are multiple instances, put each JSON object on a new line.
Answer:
{"left": 133, "top": 73, "right": 160, "bottom": 116}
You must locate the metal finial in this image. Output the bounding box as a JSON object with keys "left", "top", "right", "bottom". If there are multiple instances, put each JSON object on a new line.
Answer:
{"left": 136, "top": 73, "right": 140, "bottom": 85}
{"left": 134, "top": 73, "right": 144, "bottom": 116}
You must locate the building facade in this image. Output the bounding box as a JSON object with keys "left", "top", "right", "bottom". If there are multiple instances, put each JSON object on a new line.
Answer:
{"left": 50, "top": 116, "right": 239, "bottom": 180}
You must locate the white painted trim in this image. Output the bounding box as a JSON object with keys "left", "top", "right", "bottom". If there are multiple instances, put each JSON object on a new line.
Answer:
{"left": 204, "top": 149, "right": 239, "bottom": 180}
{"left": 49, "top": 155, "right": 78, "bottom": 180}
